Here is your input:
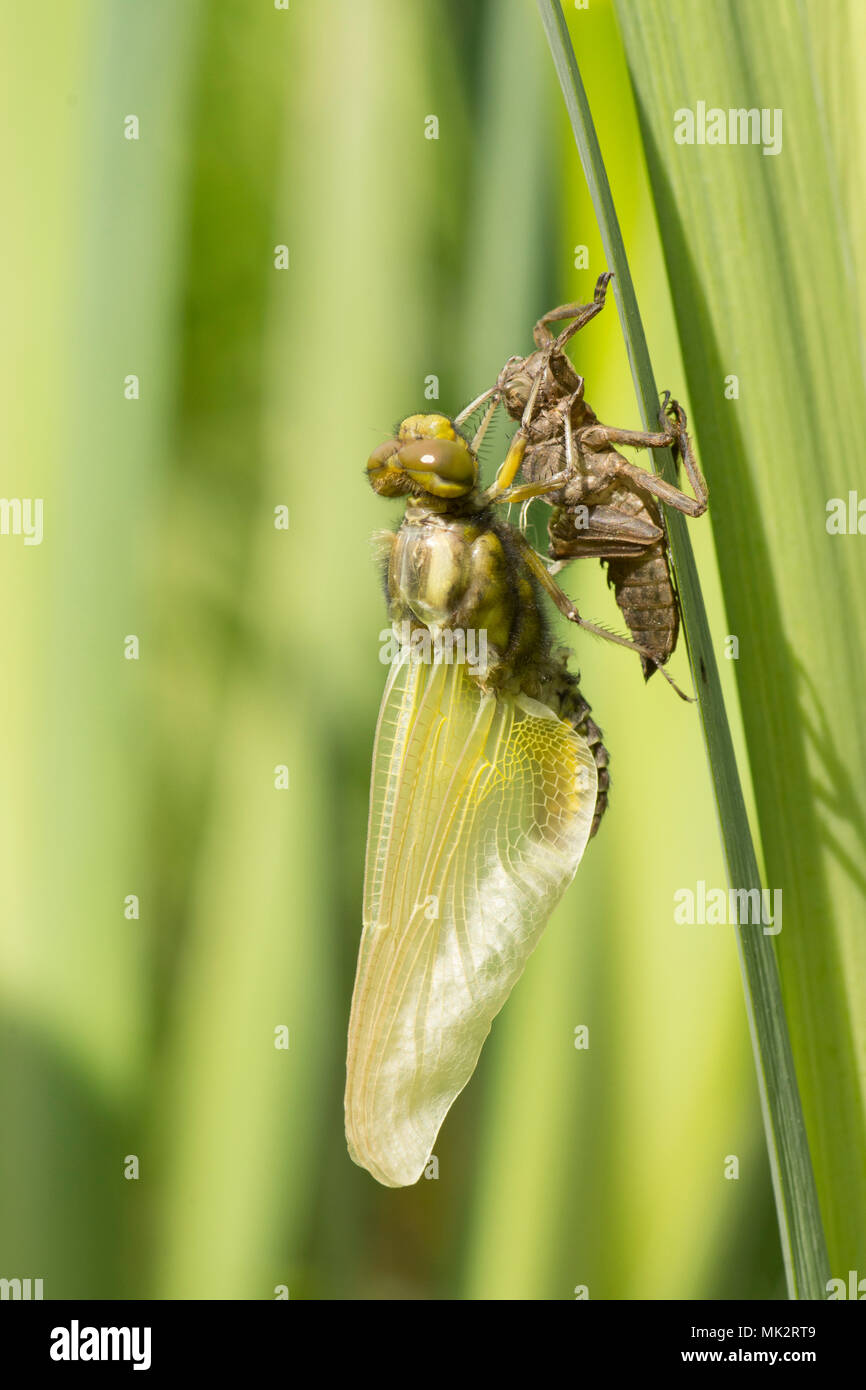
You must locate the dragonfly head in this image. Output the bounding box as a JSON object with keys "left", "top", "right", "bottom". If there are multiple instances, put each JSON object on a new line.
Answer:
{"left": 496, "top": 356, "right": 537, "bottom": 419}
{"left": 498, "top": 349, "right": 583, "bottom": 421}
{"left": 367, "top": 415, "right": 478, "bottom": 501}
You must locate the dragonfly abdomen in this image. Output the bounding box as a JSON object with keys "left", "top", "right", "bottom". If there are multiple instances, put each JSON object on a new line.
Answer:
{"left": 555, "top": 670, "right": 610, "bottom": 837}
{"left": 606, "top": 538, "right": 679, "bottom": 679}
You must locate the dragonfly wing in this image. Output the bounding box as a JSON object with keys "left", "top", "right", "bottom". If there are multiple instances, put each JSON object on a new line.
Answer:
{"left": 345, "top": 650, "right": 598, "bottom": 1187}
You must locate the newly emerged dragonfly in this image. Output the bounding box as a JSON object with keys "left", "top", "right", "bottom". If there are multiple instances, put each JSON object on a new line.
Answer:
{"left": 345, "top": 391, "right": 681, "bottom": 1188}
{"left": 457, "top": 273, "right": 708, "bottom": 678}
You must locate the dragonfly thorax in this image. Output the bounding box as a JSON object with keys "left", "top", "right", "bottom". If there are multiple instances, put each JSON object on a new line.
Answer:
{"left": 387, "top": 509, "right": 543, "bottom": 689}
{"left": 499, "top": 347, "right": 583, "bottom": 421}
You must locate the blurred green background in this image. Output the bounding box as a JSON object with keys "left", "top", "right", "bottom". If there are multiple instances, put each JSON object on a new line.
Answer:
{"left": 2, "top": 0, "right": 856, "bottom": 1300}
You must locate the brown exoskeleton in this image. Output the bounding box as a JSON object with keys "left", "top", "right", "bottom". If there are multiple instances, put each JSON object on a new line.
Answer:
{"left": 456, "top": 272, "right": 708, "bottom": 680}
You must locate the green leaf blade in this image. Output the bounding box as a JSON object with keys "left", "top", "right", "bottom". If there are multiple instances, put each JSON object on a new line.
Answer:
{"left": 538, "top": 0, "right": 835, "bottom": 1298}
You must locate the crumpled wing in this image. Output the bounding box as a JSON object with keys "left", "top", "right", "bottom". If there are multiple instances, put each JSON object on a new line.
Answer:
{"left": 345, "top": 650, "right": 597, "bottom": 1187}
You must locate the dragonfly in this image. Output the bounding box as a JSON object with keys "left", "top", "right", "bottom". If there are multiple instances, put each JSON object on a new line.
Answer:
{"left": 456, "top": 272, "right": 708, "bottom": 680}
{"left": 345, "top": 387, "right": 684, "bottom": 1188}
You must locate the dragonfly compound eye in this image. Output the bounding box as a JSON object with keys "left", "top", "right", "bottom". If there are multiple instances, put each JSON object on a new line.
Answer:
{"left": 395, "top": 436, "right": 477, "bottom": 498}
{"left": 366, "top": 439, "right": 413, "bottom": 496}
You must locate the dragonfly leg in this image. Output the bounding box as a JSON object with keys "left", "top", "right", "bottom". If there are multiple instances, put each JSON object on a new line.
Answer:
{"left": 481, "top": 360, "right": 552, "bottom": 501}
{"left": 533, "top": 271, "right": 614, "bottom": 349}
{"left": 576, "top": 397, "right": 708, "bottom": 517}
{"left": 562, "top": 385, "right": 586, "bottom": 472}
{"left": 495, "top": 471, "right": 571, "bottom": 506}
{"left": 454, "top": 355, "right": 525, "bottom": 431}
{"left": 513, "top": 530, "right": 693, "bottom": 701}
{"left": 490, "top": 386, "right": 582, "bottom": 503}
{"left": 454, "top": 385, "right": 499, "bottom": 428}
{"left": 467, "top": 396, "right": 500, "bottom": 453}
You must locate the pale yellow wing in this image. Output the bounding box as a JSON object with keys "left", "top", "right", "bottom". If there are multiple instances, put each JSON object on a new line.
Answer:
{"left": 345, "top": 650, "right": 598, "bottom": 1187}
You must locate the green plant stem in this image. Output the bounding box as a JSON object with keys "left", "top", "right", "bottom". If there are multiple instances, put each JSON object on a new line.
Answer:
{"left": 536, "top": 0, "right": 830, "bottom": 1300}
